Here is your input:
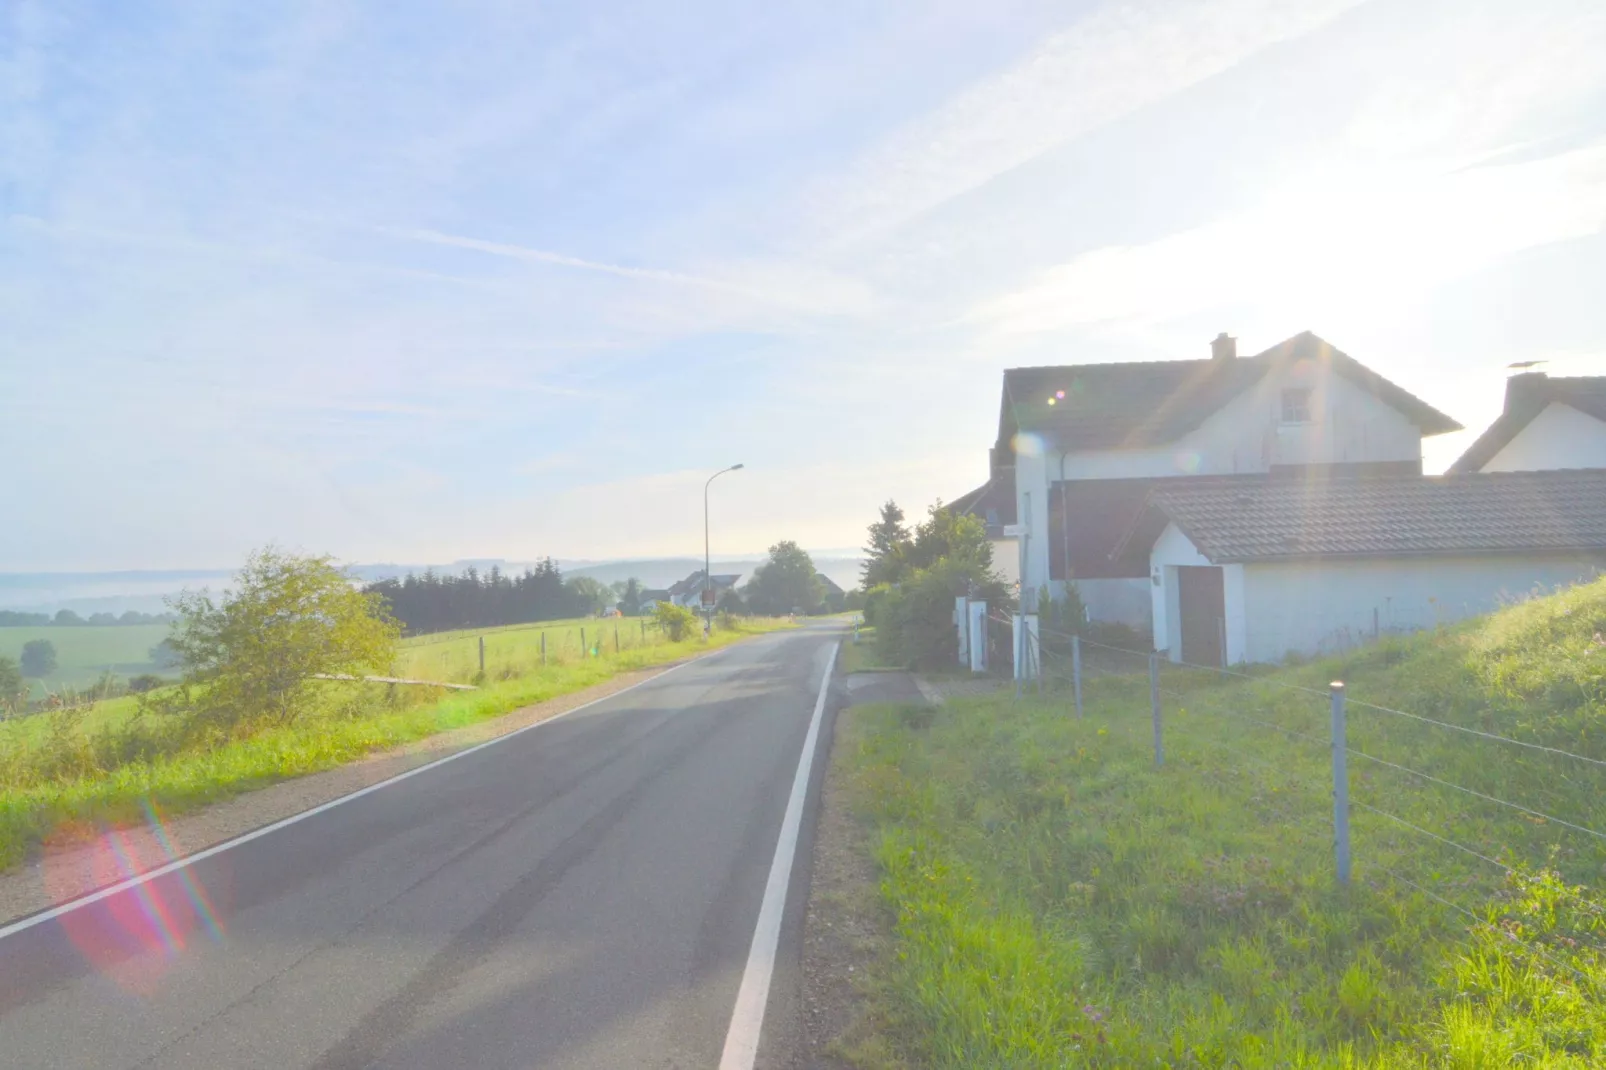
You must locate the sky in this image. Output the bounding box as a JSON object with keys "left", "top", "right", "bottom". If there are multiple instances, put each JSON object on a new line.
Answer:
{"left": 4, "top": 0, "right": 1606, "bottom": 572}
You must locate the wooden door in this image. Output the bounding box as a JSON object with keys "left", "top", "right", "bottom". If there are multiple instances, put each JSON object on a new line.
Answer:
{"left": 1178, "top": 566, "right": 1225, "bottom": 667}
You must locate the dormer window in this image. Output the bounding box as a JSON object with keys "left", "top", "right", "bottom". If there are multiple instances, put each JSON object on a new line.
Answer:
{"left": 1281, "top": 388, "right": 1312, "bottom": 425}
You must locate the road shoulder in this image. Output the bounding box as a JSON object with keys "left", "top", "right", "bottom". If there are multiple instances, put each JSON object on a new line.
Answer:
{"left": 796, "top": 671, "right": 925, "bottom": 1069}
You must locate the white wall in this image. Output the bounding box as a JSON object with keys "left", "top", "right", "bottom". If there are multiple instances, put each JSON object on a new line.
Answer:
{"left": 1017, "top": 357, "right": 1426, "bottom": 600}
{"left": 1239, "top": 555, "right": 1604, "bottom": 663}
{"left": 1078, "top": 578, "right": 1152, "bottom": 630}
{"left": 991, "top": 537, "right": 1020, "bottom": 587}
{"left": 1484, "top": 403, "right": 1606, "bottom": 472}
{"left": 1149, "top": 523, "right": 1246, "bottom": 663}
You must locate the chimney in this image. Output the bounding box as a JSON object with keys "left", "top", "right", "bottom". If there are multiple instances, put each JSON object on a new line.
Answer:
{"left": 1504, "top": 371, "right": 1549, "bottom": 413}
{"left": 1211, "top": 332, "right": 1236, "bottom": 361}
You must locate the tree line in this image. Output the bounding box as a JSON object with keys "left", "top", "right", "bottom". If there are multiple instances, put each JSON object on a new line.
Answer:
{"left": 362, "top": 560, "right": 619, "bottom": 635}
{"left": 0, "top": 609, "right": 177, "bottom": 627}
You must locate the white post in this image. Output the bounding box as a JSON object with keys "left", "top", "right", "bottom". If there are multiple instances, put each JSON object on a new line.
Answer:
{"left": 955, "top": 596, "right": 970, "bottom": 667}
{"left": 1013, "top": 613, "right": 1040, "bottom": 685}
{"left": 1072, "top": 634, "right": 1083, "bottom": 719}
{"left": 968, "top": 602, "right": 988, "bottom": 673}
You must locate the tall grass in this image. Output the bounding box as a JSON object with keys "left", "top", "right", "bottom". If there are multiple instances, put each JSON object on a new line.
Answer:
{"left": 0, "top": 616, "right": 792, "bottom": 871}
{"left": 843, "top": 577, "right": 1606, "bottom": 1068}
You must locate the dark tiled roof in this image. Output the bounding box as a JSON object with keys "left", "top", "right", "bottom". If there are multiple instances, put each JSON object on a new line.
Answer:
{"left": 1050, "top": 475, "right": 1266, "bottom": 579}
{"left": 1449, "top": 374, "right": 1606, "bottom": 473}
{"left": 998, "top": 331, "right": 1461, "bottom": 453}
{"left": 667, "top": 571, "right": 741, "bottom": 597}
{"left": 950, "top": 475, "right": 1017, "bottom": 529}
{"left": 1133, "top": 470, "right": 1606, "bottom": 563}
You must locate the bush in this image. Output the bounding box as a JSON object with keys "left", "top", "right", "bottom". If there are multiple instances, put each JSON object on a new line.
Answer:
{"left": 127, "top": 674, "right": 164, "bottom": 693}
{"left": 0, "top": 656, "right": 24, "bottom": 714}
{"left": 655, "top": 601, "right": 701, "bottom": 642}
{"left": 875, "top": 560, "right": 1013, "bottom": 671}
{"left": 162, "top": 547, "right": 400, "bottom": 734}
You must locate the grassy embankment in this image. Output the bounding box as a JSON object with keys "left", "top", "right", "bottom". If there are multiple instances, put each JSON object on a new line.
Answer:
{"left": 839, "top": 578, "right": 1606, "bottom": 1068}
{"left": 0, "top": 615, "right": 793, "bottom": 871}
{"left": 841, "top": 625, "right": 895, "bottom": 674}
{"left": 0, "top": 624, "right": 171, "bottom": 699}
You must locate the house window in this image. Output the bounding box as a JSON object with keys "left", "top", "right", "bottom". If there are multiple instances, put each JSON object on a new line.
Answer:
{"left": 1281, "top": 388, "right": 1312, "bottom": 424}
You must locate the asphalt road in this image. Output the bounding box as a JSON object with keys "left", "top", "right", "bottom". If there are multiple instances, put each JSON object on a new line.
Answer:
{"left": 0, "top": 626, "right": 843, "bottom": 1070}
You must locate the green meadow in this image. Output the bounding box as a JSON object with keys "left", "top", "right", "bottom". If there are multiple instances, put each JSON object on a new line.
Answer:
{"left": 841, "top": 578, "right": 1606, "bottom": 1067}
{"left": 0, "top": 624, "right": 171, "bottom": 699}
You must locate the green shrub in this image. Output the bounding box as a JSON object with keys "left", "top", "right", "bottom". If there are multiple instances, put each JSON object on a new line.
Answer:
{"left": 654, "top": 601, "right": 701, "bottom": 642}
{"left": 875, "top": 559, "right": 1012, "bottom": 671}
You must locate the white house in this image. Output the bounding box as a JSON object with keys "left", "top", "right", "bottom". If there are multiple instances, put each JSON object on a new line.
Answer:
{"left": 1449, "top": 373, "right": 1606, "bottom": 473}
{"left": 1115, "top": 470, "right": 1606, "bottom": 665}
{"left": 962, "top": 332, "right": 1463, "bottom": 629}
{"left": 668, "top": 570, "right": 740, "bottom": 608}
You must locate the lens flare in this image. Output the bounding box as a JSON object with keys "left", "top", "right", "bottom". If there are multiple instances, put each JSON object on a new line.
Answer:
{"left": 1011, "top": 432, "right": 1046, "bottom": 457}
{"left": 44, "top": 800, "right": 228, "bottom": 995}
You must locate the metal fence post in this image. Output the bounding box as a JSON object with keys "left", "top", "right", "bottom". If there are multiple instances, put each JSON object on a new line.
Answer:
{"left": 1331, "top": 681, "right": 1351, "bottom": 886}
{"left": 1149, "top": 653, "right": 1163, "bottom": 767}
{"left": 1072, "top": 635, "right": 1083, "bottom": 719}
{"left": 1218, "top": 617, "right": 1228, "bottom": 676}
{"left": 478, "top": 636, "right": 485, "bottom": 674}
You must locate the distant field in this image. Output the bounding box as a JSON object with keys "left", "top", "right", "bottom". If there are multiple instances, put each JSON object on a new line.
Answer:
{"left": 0, "top": 625, "right": 171, "bottom": 698}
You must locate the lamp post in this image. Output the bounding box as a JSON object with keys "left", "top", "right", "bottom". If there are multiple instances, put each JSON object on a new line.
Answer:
{"left": 705, "top": 464, "right": 745, "bottom": 626}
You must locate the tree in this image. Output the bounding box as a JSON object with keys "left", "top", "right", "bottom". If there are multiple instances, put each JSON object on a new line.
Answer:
{"left": 167, "top": 547, "right": 399, "bottom": 729}
{"left": 149, "top": 638, "right": 184, "bottom": 670}
{"left": 908, "top": 501, "right": 993, "bottom": 573}
{"left": 20, "top": 639, "right": 57, "bottom": 678}
{"left": 54, "top": 609, "right": 84, "bottom": 626}
{"left": 564, "top": 576, "right": 613, "bottom": 616}
{"left": 618, "top": 577, "right": 645, "bottom": 616}
{"left": 743, "top": 541, "right": 824, "bottom": 615}
{"left": 861, "top": 500, "right": 913, "bottom": 589}
{"left": 0, "top": 656, "right": 24, "bottom": 712}
{"left": 88, "top": 612, "right": 118, "bottom": 626}
{"left": 716, "top": 586, "right": 746, "bottom": 615}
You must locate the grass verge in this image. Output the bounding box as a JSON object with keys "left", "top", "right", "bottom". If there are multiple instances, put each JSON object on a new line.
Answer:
{"left": 838, "top": 579, "right": 1606, "bottom": 1068}
{"left": 0, "top": 618, "right": 792, "bottom": 872}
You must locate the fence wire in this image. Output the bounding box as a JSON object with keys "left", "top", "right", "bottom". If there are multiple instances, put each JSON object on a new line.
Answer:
{"left": 991, "top": 618, "right": 1606, "bottom": 957}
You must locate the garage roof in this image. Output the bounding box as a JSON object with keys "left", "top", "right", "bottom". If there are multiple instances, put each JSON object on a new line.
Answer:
{"left": 1120, "top": 469, "right": 1606, "bottom": 563}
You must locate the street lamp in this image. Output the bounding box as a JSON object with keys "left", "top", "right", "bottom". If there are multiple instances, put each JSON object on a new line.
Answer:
{"left": 705, "top": 464, "right": 745, "bottom": 623}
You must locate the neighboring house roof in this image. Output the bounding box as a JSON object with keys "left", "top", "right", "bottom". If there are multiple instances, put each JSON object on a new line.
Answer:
{"left": 950, "top": 475, "right": 1018, "bottom": 532}
{"left": 817, "top": 574, "right": 845, "bottom": 596}
{"left": 1448, "top": 373, "right": 1606, "bottom": 473}
{"left": 667, "top": 571, "right": 741, "bottom": 598}
{"left": 1118, "top": 469, "right": 1606, "bottom": 563}
{"left": 997, "top": 331, "right": 1462, "bottom": 455}
{"left": 638, "top": 589, "right": 671, "bottom": 603}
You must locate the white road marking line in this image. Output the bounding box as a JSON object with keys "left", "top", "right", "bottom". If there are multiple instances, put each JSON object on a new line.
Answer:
{"left": 0, "top": 647, "right": 740, "bottom": 943}
{"left": 718, "top": 641, "right": 839, "bottom": 1070}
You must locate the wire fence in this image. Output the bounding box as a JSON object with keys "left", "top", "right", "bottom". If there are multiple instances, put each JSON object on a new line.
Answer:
{"left": 982, "top": 615, "right": 1606, "bottom": 990}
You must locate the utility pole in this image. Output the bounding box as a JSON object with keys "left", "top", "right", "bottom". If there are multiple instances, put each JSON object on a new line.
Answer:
{"left": 704, "top": 464, "right": 745, "bottom": 631}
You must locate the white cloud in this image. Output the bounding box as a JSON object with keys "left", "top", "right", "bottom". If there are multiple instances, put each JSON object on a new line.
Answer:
{"left": 968, "top": 146, "right": 1606, "bottom": 336}
{"left": 805, "top": 0, "right": 1364, "bottom": 247}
